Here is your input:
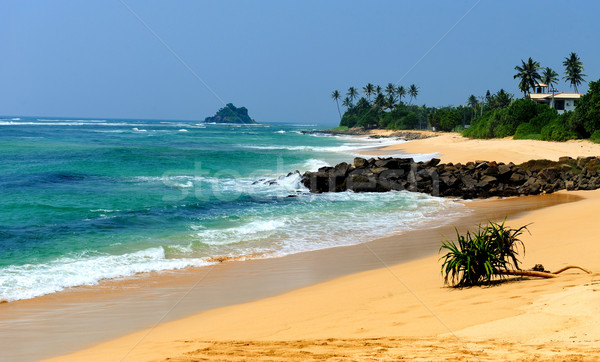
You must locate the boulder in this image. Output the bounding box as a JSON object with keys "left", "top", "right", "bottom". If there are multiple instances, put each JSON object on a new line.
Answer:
{"left": 353, "top": 157, "right": 368, "bottom": 168}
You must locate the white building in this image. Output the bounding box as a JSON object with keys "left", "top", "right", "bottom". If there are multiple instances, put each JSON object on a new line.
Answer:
{"left": 527, "top": 83, "right": 581, "bottom": 114}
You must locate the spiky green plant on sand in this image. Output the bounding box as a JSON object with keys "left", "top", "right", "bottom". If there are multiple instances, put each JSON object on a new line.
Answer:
{"left": 440, "top": 220, "right": 528, "bottom": 287}
{"left": 440, "top": 220, "right": 590, "bottom": 287}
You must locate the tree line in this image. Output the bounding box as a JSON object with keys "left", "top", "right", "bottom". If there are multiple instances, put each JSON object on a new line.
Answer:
{"left": 331, "top": 83, "right": 423, "bottom": 129}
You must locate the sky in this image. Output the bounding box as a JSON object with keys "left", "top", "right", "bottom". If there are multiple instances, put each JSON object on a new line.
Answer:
{"left": 1, "top": 1, "right": 599, "bottom": 125}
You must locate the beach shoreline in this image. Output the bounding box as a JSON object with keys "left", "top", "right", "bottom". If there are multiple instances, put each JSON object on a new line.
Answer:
{"left": 45, "top": 189, "right": 600, "bottom": 361}
{"left": 5, "top": 131, "right": 600, "bottom": 361}
{"left": 1, "top": 193, "right": 575, "bottom": 361}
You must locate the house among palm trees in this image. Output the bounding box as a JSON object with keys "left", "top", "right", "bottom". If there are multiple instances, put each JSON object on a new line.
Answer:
{"left": 527, "top": 82, "right": 581, "bottom": 114}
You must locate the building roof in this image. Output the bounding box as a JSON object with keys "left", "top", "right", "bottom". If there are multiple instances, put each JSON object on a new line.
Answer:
{"left": 553, "top": 92, "right": 582, "bottom": 99}
{"left": 534, "top": 82, "right": 548, "bottom": 87}
{"left": 528, "top": 93, "right": 551, "bottom": 100}
{"left": 527, "top": 92, "right": 582, "bottom": 100}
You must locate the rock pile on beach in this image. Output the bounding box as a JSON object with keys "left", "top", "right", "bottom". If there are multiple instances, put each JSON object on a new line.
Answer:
{"left": 300, "top": 156, "right": 600, "bottom": 199}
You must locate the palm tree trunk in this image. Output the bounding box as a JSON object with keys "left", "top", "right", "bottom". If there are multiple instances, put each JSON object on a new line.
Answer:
{"left": 336, "top": 101, "right": 342, "bottom": 121}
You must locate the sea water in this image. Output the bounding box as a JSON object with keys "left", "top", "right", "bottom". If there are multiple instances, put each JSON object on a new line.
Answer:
{"left": 0, "top": 117, "right": 462, "bottom": 301}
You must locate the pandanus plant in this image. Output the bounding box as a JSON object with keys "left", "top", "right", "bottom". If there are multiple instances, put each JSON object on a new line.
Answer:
{"left": 440, "top": 219, "right": 590, "bottom": 287}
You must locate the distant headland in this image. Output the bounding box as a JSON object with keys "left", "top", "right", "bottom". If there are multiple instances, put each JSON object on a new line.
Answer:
{"left": 204, "top": 103, "right": 257, "bottom": 124}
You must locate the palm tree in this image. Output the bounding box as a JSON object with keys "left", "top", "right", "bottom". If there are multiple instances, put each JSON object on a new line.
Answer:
{"left": 513, "top": 57, "right": 541, "bottom": 96}
{"left": 562, "top": 52, "right": 587, "bottom": 93}
{"left": 373, "top": 93, "right": 386, "bottom": 111}
{"left": 363, "top": 83, "right": 375, "bottom": 101}
{"left": 342, "top": 96, "right": 353, "bottom": 109}
{"left": 385, "top": 94, "right": 397, "bottom": 111}
{"left": 408, "top": 84, "right": 419, "bottom": 104}
{"left": 375, "top": 85, "right": 382, "bottom": 96}
{"left": 467, "top": 94, "right": 478, "bottom": 119}
{"left": 494, "top": 89, "right": 513, "bottom": 108}
{"left": 331, "top": 90, "right": 342, "bottom": 121}
{"left": 347, "top": 87, "right": 359, "bottom": 102}
{"left": 385, "top": 83, "right": 396, "bottom": 98}
{"left": 541, "top": 67, "right": 559, "bottom": 91}
{"left": 396, "top": 85, "right": 406, "bottom": 104}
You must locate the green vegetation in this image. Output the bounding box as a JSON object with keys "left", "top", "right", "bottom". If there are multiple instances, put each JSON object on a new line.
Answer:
{"left": 328, "top": 52, "right": 596, "bottom": 139}
{"left": 439, "top": 220, "right": 528, "bottom": 287}
{"left": 333, "top": 82, "right": 430, "bottom": 130}
{"left": 513, "top": 57, "right": 542, "bottom": 96}
{"left": 204, "top": 103, "right": 256, "bottom": 124}
{"left": 563, "top": 52, "right": 587, "bottom": 93}
{"left": 330, "top": 126, "right": 349, "bottom": 131}
{"left": 464, "top": 78, "right": 600, "bottom": 142}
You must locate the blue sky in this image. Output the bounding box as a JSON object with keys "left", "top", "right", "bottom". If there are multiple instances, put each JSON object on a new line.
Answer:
{"left": 1, "top": 1, "right": 599, "bottom": 125}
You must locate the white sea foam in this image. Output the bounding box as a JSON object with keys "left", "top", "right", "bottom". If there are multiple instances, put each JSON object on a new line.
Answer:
{"left": 178, "top": 129, "right": 189, "bottom": 132}
{"left": 0, "top": 247, "right": 213, "bottom": 302}
{"left": 195, "top": 219, "right": 287, "bottom": 246}
{"left": 303, "top": 158, "right": 330, "bottom": 171}
{"left": 0, "top": 190, "right": 467, "bottom": 302}
{"left": 275, "top": 130, "right": 286, "bottom": 134}
{"left": 132, "top": 127, "right": 147, "bottom": 132}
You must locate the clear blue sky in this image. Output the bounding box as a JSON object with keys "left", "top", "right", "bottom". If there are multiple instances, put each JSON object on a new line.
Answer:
{"left": 1, "top": 1, "right": 599, "bottom": 125}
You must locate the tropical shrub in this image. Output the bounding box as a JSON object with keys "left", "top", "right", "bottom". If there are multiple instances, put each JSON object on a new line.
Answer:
{"left": 463, "top": 99, "right": 555, "bottom": 139}
{"left": 570, "top": 79, "right": 600, "bottom": 137}
{"left": 513, "top": 122, "right": 540, "bottom": 139}
{"left": 439, "top": 220, "right": 528, "bottom": 287}
{"left": 589, "top": 130, "right": 600, "bottom": 143}
{"left": 540, "top": 116, "right": 578, "bottom": 142}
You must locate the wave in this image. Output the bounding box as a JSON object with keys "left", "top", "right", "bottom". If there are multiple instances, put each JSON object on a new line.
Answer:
{"left": 0, "top": 247, "right": 213, "bottom": 302}
{"left": 303, "top": 158, "right": 330, "bottom": 171}
{"left": 194, "top": 219, "right": 287, "bottom": 246}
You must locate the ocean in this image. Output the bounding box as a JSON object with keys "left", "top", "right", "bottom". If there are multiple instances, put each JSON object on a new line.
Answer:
{"left": 0, "top": 117, "right": 463, "bottom": 302}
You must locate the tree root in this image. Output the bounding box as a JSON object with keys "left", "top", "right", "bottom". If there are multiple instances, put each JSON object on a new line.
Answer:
{"left": 497, "top": 265, "right": 591, "bottom": 279}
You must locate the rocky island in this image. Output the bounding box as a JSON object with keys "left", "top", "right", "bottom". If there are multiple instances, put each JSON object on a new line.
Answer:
{"left": 204, "top": 103, "right": 257, "bottom": 124}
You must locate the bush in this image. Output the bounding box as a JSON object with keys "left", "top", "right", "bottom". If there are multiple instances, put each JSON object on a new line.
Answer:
{"left": 513, "top": 122, "right": 539, "bottom": 139}
{"left": 439, "top": 220, "right": 528, "bottom": 287}
{"left": 569, "top": 79, "right": 600, "bottom": 137}
{"left": 495, "top": 124, "right": 516, "bottom": 138}
{"left": 590, "top": 130, "right": 600, "bottom": 143}
{"left": 463, "top": 99, "right": 545, "bottom": 139}
{"left": 541, "top": 118, "right": 578, "bottom": 142}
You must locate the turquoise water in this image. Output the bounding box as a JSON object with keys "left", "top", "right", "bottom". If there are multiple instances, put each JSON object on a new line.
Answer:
{"left": 0, "top": 117, "right": 462, "bottom": 301}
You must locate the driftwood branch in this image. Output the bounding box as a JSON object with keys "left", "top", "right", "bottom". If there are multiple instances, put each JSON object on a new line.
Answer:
{"left": 498, "top": 270, "right": 557, "bottom": 278}
{"left": 552, "top": 265, "right": 592, "bottom": 275}
{"left": 497, "top": 265, "right": 592, "bottom": 279}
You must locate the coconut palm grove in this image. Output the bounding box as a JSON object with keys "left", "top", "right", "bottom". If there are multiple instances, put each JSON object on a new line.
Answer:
{"left": 331, "top": 52, "right": 600, "bottom": 143}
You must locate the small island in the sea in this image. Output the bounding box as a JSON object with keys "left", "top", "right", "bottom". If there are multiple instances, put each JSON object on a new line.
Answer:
{"left": 204, "top": 103, "right": 257, "bottom": 124}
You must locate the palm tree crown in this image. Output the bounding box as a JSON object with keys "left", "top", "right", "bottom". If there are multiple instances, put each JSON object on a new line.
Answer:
{"left": 347, "top": 87, "right": 358, "bottom": 102}
{"left": 562, "top": 52, "right": 586, "bottom": 93}
{"left": 331, "top": 90, "right": 342, "bottom": 120}
{"left": 513, "top": 57, "right": 541, "bottom": 96}
{"left": 385, "top": 83, "right": 396, "bottom": 97}
{"left": 342, "top": 96, "right": 352, "bottom": 109}
{"left": 408, "top": 84, "right": 419, "bottom": 104}
{"left": 396, "top": 86, "right": 406, "bottom": 103}
{"left": 541, "top": 67, "right": 559, "bottom": 91}
{"left": 363, "top": 83, "right": 375, "bottom": 101}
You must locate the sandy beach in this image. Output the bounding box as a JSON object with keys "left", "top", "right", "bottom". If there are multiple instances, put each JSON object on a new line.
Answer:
{"left": 44, "top": 133, "right": 600, "bottom": 361}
